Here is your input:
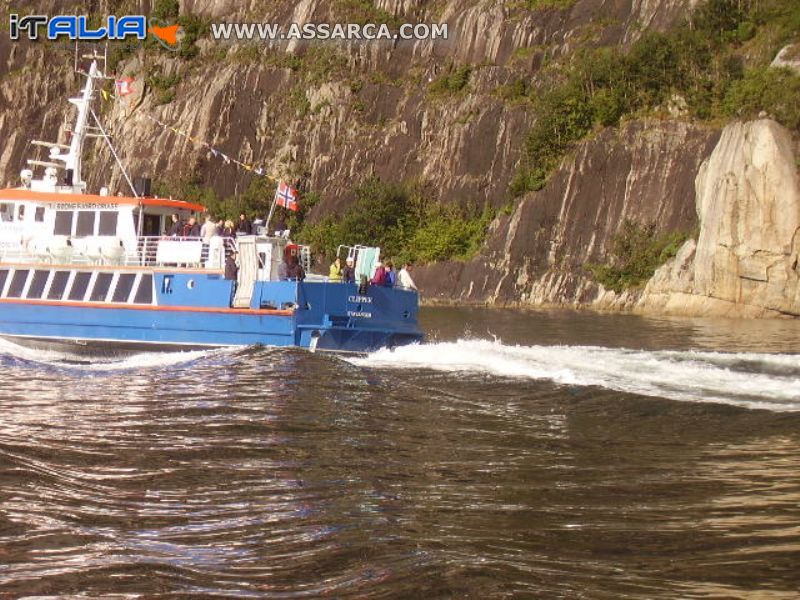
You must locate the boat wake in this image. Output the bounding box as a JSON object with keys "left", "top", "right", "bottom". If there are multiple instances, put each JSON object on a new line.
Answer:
{"left": 0, "top": 337, "right": 228, "bottom": 372}
{"left": 349, "top": 339, "right": 800, "bottom": 412}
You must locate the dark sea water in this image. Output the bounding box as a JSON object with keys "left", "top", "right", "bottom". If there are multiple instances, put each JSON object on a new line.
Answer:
{"left": 1, "top": 307, "right": 800, "bottom": 598}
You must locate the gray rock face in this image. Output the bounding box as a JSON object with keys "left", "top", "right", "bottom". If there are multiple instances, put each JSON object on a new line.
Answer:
{"left": 638, "top": 120, "right": 800, "bottom": 317}
{"left": 416, "top": 119, "right": 720, "bottom": 306}
{"left": 771, "top": 43, "right": 800, "bottom": 75}
{"left": 5, "top": 1, "right": 797, "bottom": 319}
{"left": 0, "top": 0, "right": 697, "bottom": 208}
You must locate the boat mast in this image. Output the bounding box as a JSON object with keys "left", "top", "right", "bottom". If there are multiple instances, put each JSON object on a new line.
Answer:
{"left": 22, "top": 51, "right": 138, "bottom": 198}
{"left": 63, "top": 59, "right": 100, "bottom": 191}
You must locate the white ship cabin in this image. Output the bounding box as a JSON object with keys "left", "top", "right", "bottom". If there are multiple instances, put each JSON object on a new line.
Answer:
{"left": 0, "top": 58, "right": 297, "bottom": 282}
{"left": 0, "top": 186, "right": 208, "bottom": 267}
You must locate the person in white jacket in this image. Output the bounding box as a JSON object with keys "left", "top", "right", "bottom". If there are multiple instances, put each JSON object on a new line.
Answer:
{"left": 397, "top": 262, "right": 418, "bottom": 291}
{"left": 201, "top": 215, "right": 219, "bottom": 244}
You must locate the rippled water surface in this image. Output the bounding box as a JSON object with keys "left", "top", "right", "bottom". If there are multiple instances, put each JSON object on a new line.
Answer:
{"left": 2, "top": 307, "right": 800, "bottom": 598}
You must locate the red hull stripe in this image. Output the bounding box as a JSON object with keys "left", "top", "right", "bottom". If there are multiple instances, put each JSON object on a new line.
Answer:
{"left": 0, "top": 297, "right": 294, "bottom": 316}
{"left": 0, "top": 188, "right": 206, "bottom": 212}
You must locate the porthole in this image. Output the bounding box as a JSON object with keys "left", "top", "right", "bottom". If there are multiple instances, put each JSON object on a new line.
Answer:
{"left": 187, "top": 279, "right": 196, "bottom": 290}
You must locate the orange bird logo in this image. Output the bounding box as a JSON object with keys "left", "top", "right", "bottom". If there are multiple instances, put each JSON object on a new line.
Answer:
{"left": 149, "top": 24, "right": 181, "bottom": 46}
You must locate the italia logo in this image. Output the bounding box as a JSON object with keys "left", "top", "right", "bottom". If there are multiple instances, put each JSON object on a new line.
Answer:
{"left": 8, "top": 14, "right": 183, "bottom": 50}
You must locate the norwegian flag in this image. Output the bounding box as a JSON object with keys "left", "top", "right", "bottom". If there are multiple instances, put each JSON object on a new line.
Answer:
{"left": 115, "top": 77, "right": 135, "bottom": 97}
{"left": 274, "top": 181, "right": 299, "bottom": 211}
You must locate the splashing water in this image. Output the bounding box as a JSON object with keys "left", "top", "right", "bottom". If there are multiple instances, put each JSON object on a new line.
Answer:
{"left": 0, "top": 336, "right": 230, "bottom": 373}
{"left": 349, "top": 339, "right": 800, "bottom": 412}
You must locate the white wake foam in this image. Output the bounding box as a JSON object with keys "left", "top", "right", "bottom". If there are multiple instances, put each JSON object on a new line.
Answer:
{"left": 0, "top": 337, "right": 228, "bottom": 372}
{"left": 349, "top": 340, "right": 800, "bottom": 412}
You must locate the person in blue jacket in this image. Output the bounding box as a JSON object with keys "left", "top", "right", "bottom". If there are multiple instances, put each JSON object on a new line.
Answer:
{"left": 385, "top": 260, "right": 397, "bottom": 287}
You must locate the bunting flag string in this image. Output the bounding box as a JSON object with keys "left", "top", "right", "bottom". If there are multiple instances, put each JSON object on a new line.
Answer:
{"left": 100, "top": 81, "right": 296, "bottom": 203}
{"left": 140, "top": 113, "right": 278, "bottom": 183}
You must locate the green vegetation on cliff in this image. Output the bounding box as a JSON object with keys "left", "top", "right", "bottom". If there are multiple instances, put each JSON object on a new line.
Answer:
{"left": 429, "top": 65, "right": 473, "bottom": 96}
{"left": 586, "top": 221, "right": 691, "bottom": 292}
{"left": 152, "top": 174, "right": 491, "bottom": 265}
{"left": 299, "top": 178, "right": 493, "bottom": 264}
{"left": 511, "top": 0, "right": 800, "bottom": 197}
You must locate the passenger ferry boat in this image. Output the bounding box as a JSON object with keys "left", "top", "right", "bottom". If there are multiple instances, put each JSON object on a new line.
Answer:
{"left": 0, "top": 60, "right": 423, "bottom": 355}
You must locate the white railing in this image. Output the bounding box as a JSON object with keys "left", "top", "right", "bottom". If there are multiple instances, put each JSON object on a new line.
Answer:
{"left": 0, "top": 235, "right": 237, "bottom": 269}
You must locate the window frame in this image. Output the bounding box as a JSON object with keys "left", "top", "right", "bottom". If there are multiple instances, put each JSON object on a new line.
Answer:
{"left": 68, "top": 271, "right": 93, "bottom": 301}
{"left": 89, "top": 272, "right": 114, "bottom": 302}
{"left": 98, "top": 211, "right": 118, "bottom": 236}
{"left": 133, "top": 273, "right": 154, "bottom": 305}
{"left": 27, "top": 270, "right": 50, "bottom": 299}
{"left": 0, "top": 269, "right": 9, "bottom": 296}
{"left": 75, "top": 211, "right": 96, "bottom": 237}
{"left": 7, "top": 269, "right": 31, "bottom": 298}
{"left": 47, "top": 271, "right": 71, "bottom": 300}
{"left": 112, "top": 273, "right": 137, "bottom": 303}
{"left": 54, "top": 211, "right": 74, "bottom": 236}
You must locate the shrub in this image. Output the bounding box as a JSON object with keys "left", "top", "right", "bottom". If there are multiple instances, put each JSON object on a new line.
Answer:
{"left": 288, "top": 88, "right": 311, "bottom": 117}
{"left": 153, "top": 0, "right": 179, "bottom": 21}
{"left": 509, "top": 0, "right": 800, "bottom": 198}
{"left": 722, "top": 66, "right": 800, "bottom": 130}
{"left": 524, "top": 0, "right": 577, "bottom": 9}
{"left": 586, "top": 220, "right": 690, "bottom": 292}
{"left": 298, "top": 177, "right": 494, "bottom": 263}
{"left": 495, "top": 78, "right": 530, "bottom": 102}
{"left": 429, "top": 65, "right": 472, "bottom": 96}
{"left": 411, "top": 204, "right": 494, "bottom": 262}
{"left": 147, "top": 69, "right": 181, "bottom": 105}
{"left": 176, "top": 14, "right": 210, "bottom": 60}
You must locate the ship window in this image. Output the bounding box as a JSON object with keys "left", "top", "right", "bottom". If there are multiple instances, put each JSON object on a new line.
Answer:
{"left": 34, "top": 207, "right": 45, "bottom": 222}
{"left": 142, "top": 214, "right": 161, "bottom": 236}
{"left": 112, "top": 273, "right": 136, "bottom": 303}
{"left": 76, "top": 211, "right": 96, "bottom": 237}
{"left": 0, "top": 269, "right": 8, "bottom": 294}
{"left": 90, "top": 273, "right": 113, "bottom": 302}
{"left": 28, "top": 270, "right": 50, "bottom": 299}
{"left": 68, "top": 272, "right": 92, "bottom": 301}
{"left": 54, "top": 211, "right": 74, "bottom": 235}
{"left": 7, "top": 270, "right": 30, "bottom": 298}
{"left": 133, "top": 274, "right": 153, "bottom": 304}
{"left": 98, "top": 211, "right": 118, "bottom": 236}
{"left": 48, "top": 271, "right": 70, "bottom": 299}
{"left": 0, "top": 204, "right": 10, "bottom": 222}
{"left": 16, "top": 205, "right": 24, "bottom": 221}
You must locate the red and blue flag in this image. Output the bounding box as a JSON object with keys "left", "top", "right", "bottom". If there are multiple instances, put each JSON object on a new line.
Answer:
{"left": 275, "top": 181, "right": 299, "bottom": 211}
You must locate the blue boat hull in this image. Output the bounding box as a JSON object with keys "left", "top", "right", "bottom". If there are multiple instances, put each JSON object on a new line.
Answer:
{"left": 0, "top": 278, "right": 423, "bottom": 355}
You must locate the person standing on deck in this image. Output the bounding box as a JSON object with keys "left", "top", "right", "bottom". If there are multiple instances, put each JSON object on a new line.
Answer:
{"left": 385, "top": 260, "right": 397, "bottom": 287}
{"left": 182, "top": 216, "right": 200, "bottom": 237}
{"left": 342, "top": 257, "right": 356, "bottom": 283}
{"left": 224, "top": 251, "right": 239, "bottom": 280}
{"left": 201, "top": 216, "right": 218, "bottom": 243}
{"left": 236, "top": 213, "right": 252, "bottom": 236}
{"left": 371, "top": 261, "right": 387, "bottom": 286}
{"left": 329, "top": 257, "right": 343, "bottom": 282}
{"left": 398, "top": 263, "right": 417, "bottom": 291}
{"left": 167, "top": 213, "right": 182, "bottom": 236}
{"left": 287, "top": 255, "right": 305, "bottom": 281}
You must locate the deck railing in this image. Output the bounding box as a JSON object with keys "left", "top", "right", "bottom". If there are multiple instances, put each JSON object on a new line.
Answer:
{"left": 0, "top": 235, "right": 238, "bottom": 269}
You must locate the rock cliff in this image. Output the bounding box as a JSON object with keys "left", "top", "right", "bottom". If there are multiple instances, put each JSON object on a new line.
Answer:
{"left": 0, "top": 0, "right": 798, "bottom": 318}
{"left": 0, "top": 0, "right": 697, "bottom": 207}
{"left": 415, "top": 118, "right": 720, "bottom": 305}
{"left": 636, "top": 119, "right": 800, "bottom": 317}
